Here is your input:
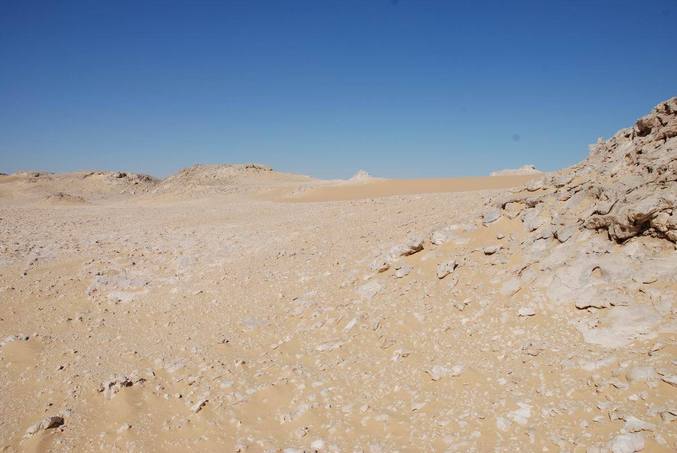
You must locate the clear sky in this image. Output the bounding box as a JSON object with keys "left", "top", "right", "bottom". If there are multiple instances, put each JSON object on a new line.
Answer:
{"left": 1, "top": 0, "right": 675, "bottom": 179}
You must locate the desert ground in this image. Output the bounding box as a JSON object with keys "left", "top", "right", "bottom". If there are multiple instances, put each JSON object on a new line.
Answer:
{"left": 1, "top": 98, "right": 676, "bottom": 452}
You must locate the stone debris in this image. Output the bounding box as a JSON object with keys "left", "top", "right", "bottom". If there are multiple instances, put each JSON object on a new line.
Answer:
{"left": 0, "top": 334, "right": 30, "bottom": 347}
{"left": 99, "top": 374, "right": 146, "bottom": 399}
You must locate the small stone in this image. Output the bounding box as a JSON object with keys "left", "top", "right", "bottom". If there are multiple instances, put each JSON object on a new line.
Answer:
{"left": 518, "top": 307, "right": 536, "bottom": 317}
{"left": 436, "top": 260, "right": 457, "bottom": 279}
{"left": 483, "top": 209, "right": 501, "bottom": 225}
{"left": 191, "top": 399, "right": 208, "bottom": 413}
{"left": 369, "top": 257, "right": 391, "bottom": 273}
{"left": 483, "top": 245, "right": 501, "bottom": 255}
{"left": 117, "top": 423, "right": 132, "bottom": 433}
{"left": 394, "top": 265, "right": 411, "bottom": 279}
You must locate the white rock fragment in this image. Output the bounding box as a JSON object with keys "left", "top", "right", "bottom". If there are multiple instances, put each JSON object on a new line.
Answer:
{"left": 431, "top": 230, "right": 450, "bottom": 245}
{"left": 660, "top": 375, "right": 677, "bottom": 386}
{"left": 609, "top": 433, "right": 644, "bottom": 453}
{"left": 436, "top": 260, "right": 457, "bottom": 279}
{"left": 191, "top": 398, "right": 208, "bottom": 413}
{"left": 483, "top": 245, "right": 501, "bottom": 255}
{"left": 369, "top": 257, "right": 391, "bottom": 273}
{"left": 623, "top": 416, "right": 655, "bottom": 433}
{"left": 393, "top": 264, "right": 411, "bottom": 279}
{"left": 483, "top": 209, "right": 501, "bottom": 225}
{"left": 389, "top": 236, "right": 424, "bottom": 257}
{"left": 25, "top": 416, "right": 64, "bottom": 437}
{"left": 344, "top": 317, "right": 358, "bottom": 331}
{"left": 518, "top": 306, "right": 536, "bottom": 317}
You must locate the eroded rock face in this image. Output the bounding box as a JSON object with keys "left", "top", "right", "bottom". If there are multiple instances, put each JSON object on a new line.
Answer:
{"left": 493, "top": 97, "right": 677, "bottom": 244}
{"left": 483, "top": 97, "right": 677, "bottom": 349}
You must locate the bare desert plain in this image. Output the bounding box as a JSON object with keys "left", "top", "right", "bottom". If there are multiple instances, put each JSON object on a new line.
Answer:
{"left": 1, "top": 98, "right": 676, "bottom": 452}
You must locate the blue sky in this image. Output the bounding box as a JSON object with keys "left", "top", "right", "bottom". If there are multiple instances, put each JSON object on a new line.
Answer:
{"left": 1, "top": 0, "right": 675, "bottom": 179}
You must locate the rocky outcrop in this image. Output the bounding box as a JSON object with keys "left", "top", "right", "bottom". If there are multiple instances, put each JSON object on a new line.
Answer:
{"left": 489, "top": 97, "right": 677, "bottom": 244}
{"left": 479, "top": 97, "right": 677, "bottom": 349}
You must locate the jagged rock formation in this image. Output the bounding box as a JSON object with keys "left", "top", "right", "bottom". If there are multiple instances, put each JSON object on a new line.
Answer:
{"left": 490, "top": 97, "right": 677, "bottom": 244}
{"left": 481, "top": 97, "right": 677, "bottom": 349}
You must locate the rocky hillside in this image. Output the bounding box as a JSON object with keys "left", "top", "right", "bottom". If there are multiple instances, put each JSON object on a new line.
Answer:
{"left": 151, "top": 163, "right": 313, "bottom": 197}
